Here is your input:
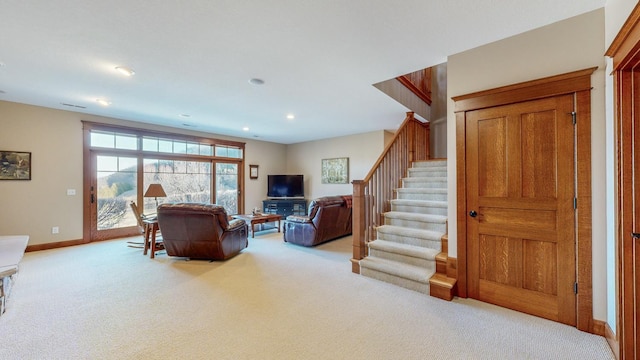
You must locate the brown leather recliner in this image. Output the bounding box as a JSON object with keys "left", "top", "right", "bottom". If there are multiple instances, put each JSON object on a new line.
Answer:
{"left": 157, "top": 203, "right": 248, "bottom": 260}
{"left": 283, "top": 195, "right": 352, "bottom": 247}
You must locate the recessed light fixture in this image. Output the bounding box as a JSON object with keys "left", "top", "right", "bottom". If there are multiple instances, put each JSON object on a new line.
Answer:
{"left": 242, "top": 126, "right": 250, "bottom": 131}
{"left": 248, "top": 78, "right": 264, "bottom": 85}
{"left": 115, "top": 66, "right": 135, "bottom": 76}
{"left": 286, "top": 114, "right": 295, "bottom": 120}
{"left": 96, "top": 99, "right": 111, "bottom": 106}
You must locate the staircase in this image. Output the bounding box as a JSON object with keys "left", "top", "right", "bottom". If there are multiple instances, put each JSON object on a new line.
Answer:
{"left": 359, "top": 159, "right": 451, "bottom": 297}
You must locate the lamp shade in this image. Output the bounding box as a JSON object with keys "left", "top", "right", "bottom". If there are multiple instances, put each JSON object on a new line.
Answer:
{"left": 144, "top": 184, "right": 166, "bottom": 198}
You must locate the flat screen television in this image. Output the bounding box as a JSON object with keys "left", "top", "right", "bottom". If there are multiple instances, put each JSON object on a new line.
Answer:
{"left": 267, "top": 174, "right": 304, "bottom": 198}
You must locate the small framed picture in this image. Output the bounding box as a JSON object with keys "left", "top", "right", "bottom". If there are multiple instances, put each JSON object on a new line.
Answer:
{"left": 0, "top": 151, "right": 31, "bottom": 180}
{"left": 249, "top": 164, "right": 259, "bottom": 179}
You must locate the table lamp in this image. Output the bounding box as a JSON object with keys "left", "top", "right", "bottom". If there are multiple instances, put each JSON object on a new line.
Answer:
{"left": 144, "top": 183, "right": 166, "bottom": 209}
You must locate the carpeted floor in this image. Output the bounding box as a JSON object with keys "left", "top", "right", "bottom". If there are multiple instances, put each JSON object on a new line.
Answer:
{"left": 0, "top": 231, "right": 614, "bottom": 359}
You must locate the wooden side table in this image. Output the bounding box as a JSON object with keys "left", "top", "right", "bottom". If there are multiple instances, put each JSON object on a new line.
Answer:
{"left": 143, "top": 219, "right": 162, "bottom": 258}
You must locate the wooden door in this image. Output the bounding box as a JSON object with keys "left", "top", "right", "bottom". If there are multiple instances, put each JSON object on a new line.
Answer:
{"left": 465, "top": 94, "right": 576, "bottom": 325}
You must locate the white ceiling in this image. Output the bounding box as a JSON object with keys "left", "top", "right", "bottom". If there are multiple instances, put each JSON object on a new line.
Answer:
{"left": 0, "top": 1, "right": 605, "bottom": 144}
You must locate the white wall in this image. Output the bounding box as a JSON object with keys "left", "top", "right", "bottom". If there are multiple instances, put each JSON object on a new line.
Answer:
{"left": 286, "top": 130, "right": 388, "bottom": 199}
{"left": 603, "top": 0, "right": 638, "bottom": 335}
{"left": 447, "top": 9, "right": 607, "bottom": 320}
{"left": 0, "top": 100, "right": 286, "bottom": 245}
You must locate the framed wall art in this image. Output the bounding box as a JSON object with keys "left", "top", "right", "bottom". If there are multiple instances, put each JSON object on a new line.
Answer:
{"left": 321, "top": 157, "right": 348, "bottom": 184}
{"left": 0, "top": 151, "right": 31, "bottom": 180}
{"left": 249, "top": 164, "right": 259, "bottom": 179}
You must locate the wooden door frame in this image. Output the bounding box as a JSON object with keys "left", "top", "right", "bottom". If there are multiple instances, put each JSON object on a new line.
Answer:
{"left": 606, "top": 3, "right": 640, "bottom": 358}
{"left": 453, "top": 67, "right": 596, "bottom": 333}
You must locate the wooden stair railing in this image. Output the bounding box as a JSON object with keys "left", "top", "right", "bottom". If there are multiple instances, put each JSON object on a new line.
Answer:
{"left": 396, "top": 67, "right": 432, "bottom": 105}
{"left": 351, "top": 111, "right": 430, "bottom": 273}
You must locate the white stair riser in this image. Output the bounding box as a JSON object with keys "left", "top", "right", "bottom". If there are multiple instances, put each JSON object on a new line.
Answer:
{"left": 396, "top": 191, "right": 447, "bottom": 201}
{"left": 390, "top": 203, "right": 447, "bottom": 215}
{"left": 402, "top": 180, "right": 447, "bottom": 189}
{"left": 368, "top": 248, "right": 436, "bottom": 269}
{"left": 360, "top": 267, "right": 430, "bottom": 294}
{"left": 384, "top": 218, "right": 447, "bottom": 232}
{"left": 412, "top": 161, "right": 447, "bottom": 168}
{"left": 376, "top": 232, "right": 442, "bottom": 250}
{"left": 408, "top": 168, "right": 447, "bottom": 176}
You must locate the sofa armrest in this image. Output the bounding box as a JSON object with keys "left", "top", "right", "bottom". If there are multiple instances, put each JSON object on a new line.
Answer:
{"left": 227, "top": 218, "right": 246, "bottom": 231}
{"left": 286, "top": 215, "right": 312, "bottom": 223}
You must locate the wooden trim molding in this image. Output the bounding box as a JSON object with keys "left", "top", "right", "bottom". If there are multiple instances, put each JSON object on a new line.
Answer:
{"left": 452, "top": 67, "right": 596, "bottom": 113}
{"left": 455, "top": 111, "right": 468, "bottom": 298}
{"left": 606, "top": 1, "right": 640, "bottom": 67}
{"left": 454, "top": 68, "right": 595, "bottom": 333}
{"left": 592, "top": 319, "right": 607, "bottom": 337}
{"left": 604, "top": 321, "right": 620, "bottom": 360}
{"left": 26, "top": 238, "right": 86, "bottom": 252}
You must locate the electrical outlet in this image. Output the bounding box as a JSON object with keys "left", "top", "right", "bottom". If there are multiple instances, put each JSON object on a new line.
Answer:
{"left": 52, "top": 226, "right": 59, "bottom": 234}
{"left": 67, "top": 189, "right": 76, "bottom": 195}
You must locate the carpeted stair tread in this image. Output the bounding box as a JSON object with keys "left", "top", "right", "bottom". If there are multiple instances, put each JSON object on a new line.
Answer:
{"left": 384, "top": 211, "right": 447, "bottom": 223}
{"left": 369, "top": 240, "right": 439, "bottom": 260}
{"left": 359, "top": 257, "right": 434, "bottom": 284}
{"left": 390, "top": 199, "right": 447, "bottom": 208}
{"left": 376, "top": 225, "right": 444, "bottom": 242}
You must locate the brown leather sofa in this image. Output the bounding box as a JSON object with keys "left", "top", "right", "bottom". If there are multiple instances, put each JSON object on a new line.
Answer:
{"left": 283, "top": 195, "right": 352, "bottom": 247}
{"left": 157, "top": 203, "right": 248, "bottom": 260}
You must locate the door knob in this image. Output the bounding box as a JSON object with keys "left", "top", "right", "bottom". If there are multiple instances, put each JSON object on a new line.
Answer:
{"left": 633, "top": 233, "right": 640, "bottom": 239}
{"left": 469, "top": 210, "right": 477, "bottom": 218}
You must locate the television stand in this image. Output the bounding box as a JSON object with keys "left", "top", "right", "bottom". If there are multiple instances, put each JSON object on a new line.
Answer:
{"left": 263, "top": 198, "right": 306, "bottom": 218}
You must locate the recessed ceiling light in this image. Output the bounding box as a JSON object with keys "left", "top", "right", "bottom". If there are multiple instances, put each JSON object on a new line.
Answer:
{"left": 248, "top": 78, "right": 264, "bottom": 85}
{"left": 286, "top": 114, "right": 295, "bottom": 120}
{"left": 96, "top": 99, "right": 111, "bottom": 106}
{"left": 242, "top": 126, "right": 250, "bottom": 131}
{"left": 115, "top": 66, "right": 135, "bottom": 76}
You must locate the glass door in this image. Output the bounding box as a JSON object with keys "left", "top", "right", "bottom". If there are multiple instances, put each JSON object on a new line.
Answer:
{"left": 215, "top": 162, "right": 240, "bottom": 214}
{"left": 90, "top": 154, "right": 140, "bottom": 241}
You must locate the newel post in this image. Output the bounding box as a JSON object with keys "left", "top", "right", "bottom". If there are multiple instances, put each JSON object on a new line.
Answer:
{"left": 351, "top": 180, "right": 366, "bottom": 273}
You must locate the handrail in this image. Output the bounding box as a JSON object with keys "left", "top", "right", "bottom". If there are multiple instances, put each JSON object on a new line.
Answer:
{"left": 351, "top": 112, "right": 430, "bottom": 273}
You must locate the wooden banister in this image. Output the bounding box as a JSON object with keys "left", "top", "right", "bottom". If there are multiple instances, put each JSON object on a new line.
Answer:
{"left": 351, "top": 112, "right": 430, "bottom": 273}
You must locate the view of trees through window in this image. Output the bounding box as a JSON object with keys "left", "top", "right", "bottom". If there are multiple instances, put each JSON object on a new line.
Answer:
{"left": 96, "top": 155, "right": 138, "bottom": 230}
{"left": 90, "top": 127, "right": 243, "bottom": 232}
{"left": 142, "top": 159, "right": 212, "bottom": 214}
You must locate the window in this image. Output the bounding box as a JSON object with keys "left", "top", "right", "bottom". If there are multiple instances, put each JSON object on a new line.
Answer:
{"left": 83, "top": 122, "right": 245, "bottom": 235}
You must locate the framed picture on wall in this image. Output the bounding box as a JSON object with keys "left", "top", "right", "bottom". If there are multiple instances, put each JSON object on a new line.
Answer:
{"left": 0, "top": 151, "right": 31, "bottom": 180}
{"left": 249, "top": 164, "right": 259, "bottom": 179}
{"left": 321, "top": 157, "right": 348, "bottom": 184}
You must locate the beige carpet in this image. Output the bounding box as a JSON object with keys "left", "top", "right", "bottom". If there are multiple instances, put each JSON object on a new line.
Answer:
{"left": 0, "top": 232, "right": 614, "bottom": 359}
